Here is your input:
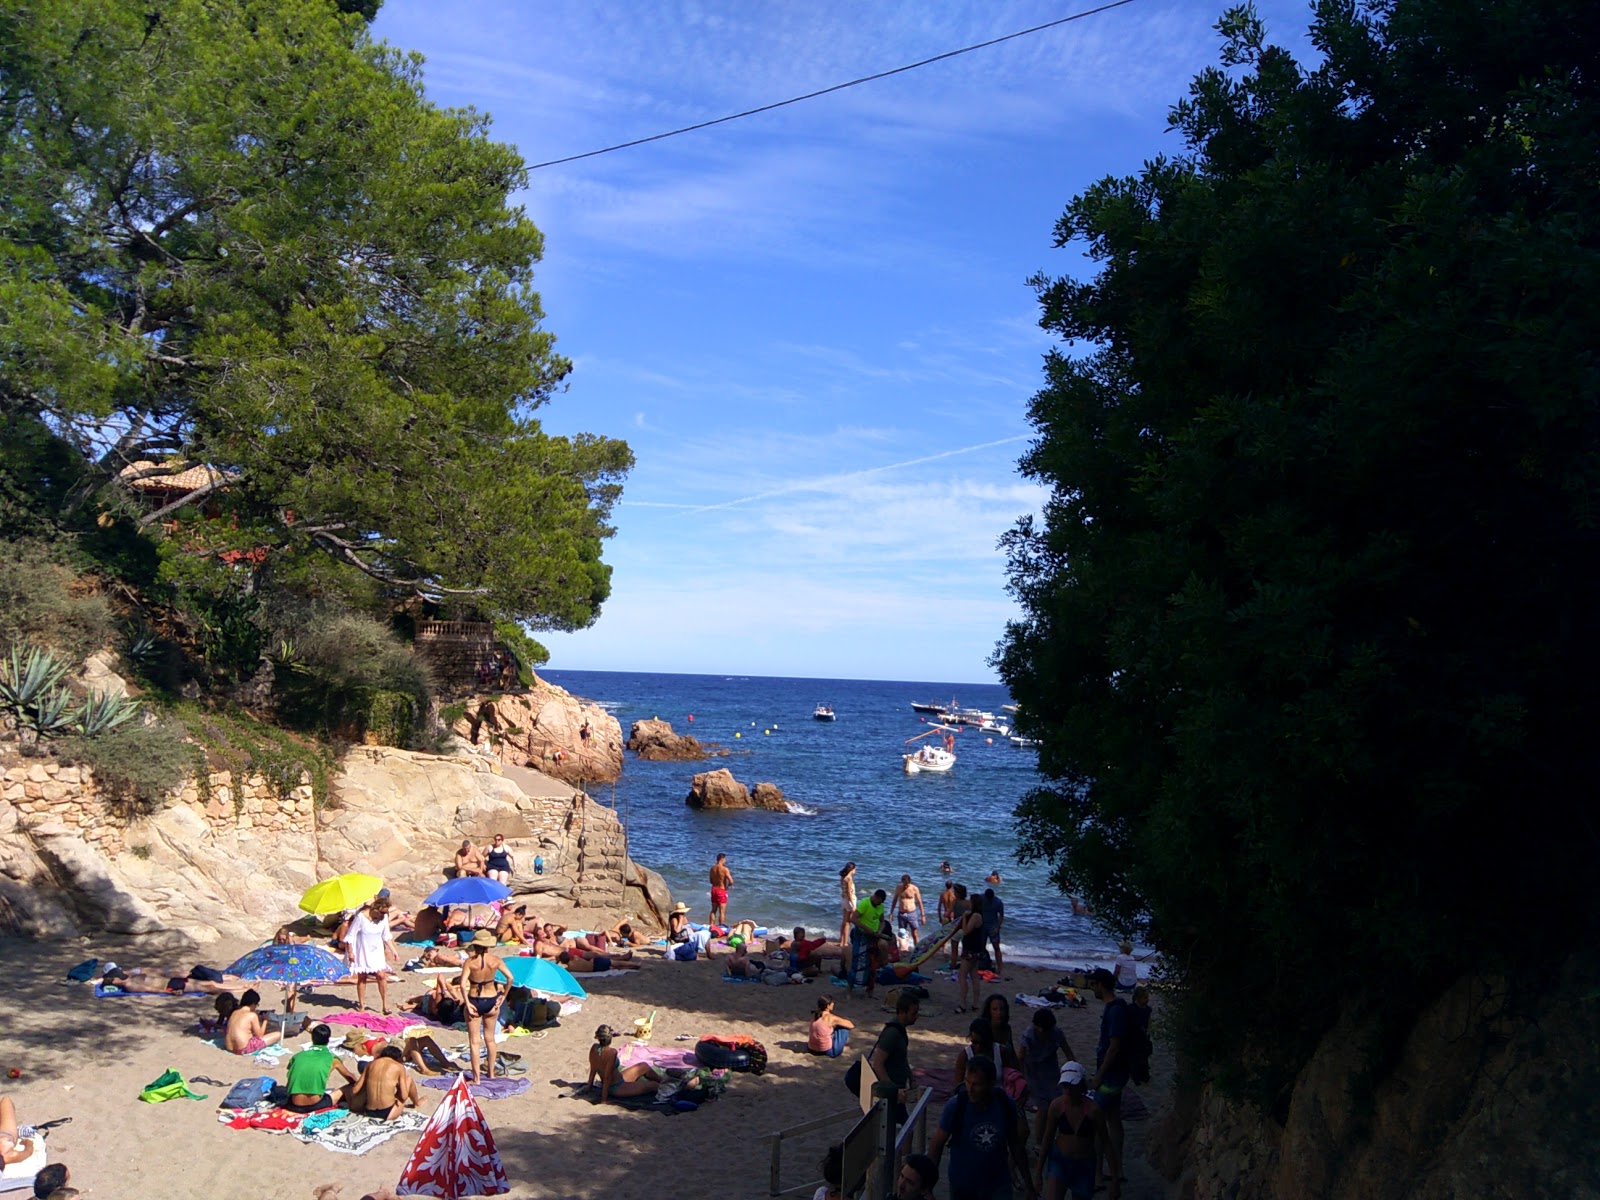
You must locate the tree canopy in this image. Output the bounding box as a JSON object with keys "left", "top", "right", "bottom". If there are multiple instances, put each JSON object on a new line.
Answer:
{"left": 0, "top": 0, "right": 630, "bottom": 630}
{"left": 998, "top": 0, "right": 1599, "bottom": 1104}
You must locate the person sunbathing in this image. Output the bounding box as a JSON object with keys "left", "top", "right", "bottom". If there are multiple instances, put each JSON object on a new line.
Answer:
{"left": 341, "top": 1046, "right": 420, "bottom": 1119}
{"left": 603, "top": 921, "right": 650, "bottom": 947}
{"left": 100, "top": 965, "right": 241, "bottom": 996}
{"left": 0, "top": 1096, "right": 37, "bottom": 1169}
{"left": 419, "top": 945, "right": 463, "bottom": 968}
{"left": 399, "top": 977, "right": 465, "bottom": 1025}
{"left": 494, "top": 904, "right": 530, "bottom": 944}
{"left": 357, "top": 1033, "right": 456, "bottom": 1077}
{"left": 723, "top": 943, "right": 763, "bottom": 978}
{"left": 556, "top": 949, "right": 643, "bottom": 973}
{"left": 225, "top": 989, "right": 283, "bottom": 1055}
{"left": 587, "top": 1024, "right": 663, "bottom": 1103}
{"left": 410, "top": 905, "right": 445, "bottom": 944}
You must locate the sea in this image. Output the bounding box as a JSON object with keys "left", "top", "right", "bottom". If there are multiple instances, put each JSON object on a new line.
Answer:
{"left": 541, "top": 669, "right": 1127, "bottom": 970}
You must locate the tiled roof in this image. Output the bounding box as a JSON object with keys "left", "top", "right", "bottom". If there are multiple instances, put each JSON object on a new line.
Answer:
{"left": 117, "top": 460, "right": 238, "bottom": 492}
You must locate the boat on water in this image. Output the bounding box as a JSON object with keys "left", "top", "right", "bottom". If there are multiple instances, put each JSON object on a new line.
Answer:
{"left": 1009, "top": 734, "right": 1038, "bottom": 748}
{"left": 909, "top": 698, "right": 953, "bottom": 715}
{"left": 903, "top": 725, "right": 958, "bottom": 774}
{"left": 812, "top": 704, "right": 836, "bottom": 721}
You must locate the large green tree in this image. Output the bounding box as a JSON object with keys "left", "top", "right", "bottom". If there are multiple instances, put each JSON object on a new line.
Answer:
{"left": 998, "top": 0, "right": 1599, "bottom": 1104}
{"left": 0, "top": 0, "right": 630, "bottom": 629}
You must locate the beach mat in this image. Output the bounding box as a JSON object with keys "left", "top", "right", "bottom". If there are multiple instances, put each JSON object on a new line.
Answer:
{"left": 419, "top": 1075, "right": 529, "bottom": 1100}
{"left": 94, "top": 984, "right": 206, "bottom": 998}
{"left": 293, "top": 1108, "right": 428, "bottom": 1154}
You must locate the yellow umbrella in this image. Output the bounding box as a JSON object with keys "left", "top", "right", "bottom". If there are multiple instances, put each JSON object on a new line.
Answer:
{"left": 298, "top": 872, "right": 383, "bottom": 915}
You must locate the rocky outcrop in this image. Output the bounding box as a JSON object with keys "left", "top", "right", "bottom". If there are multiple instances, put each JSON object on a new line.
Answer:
{"left": 452, "top": 678, "right": 623, "bottom": 785}
{"left": 685, "top": 768, "right": 790, "bottom": 812}
{"left": 627, "top": 717, "right": 716, "bottom": 761}
{"left": 1154, "top": 957, "right": 1600, "bottom": 1199}
{"left": 0, "top": 743, "right": 673, "bottom": 945}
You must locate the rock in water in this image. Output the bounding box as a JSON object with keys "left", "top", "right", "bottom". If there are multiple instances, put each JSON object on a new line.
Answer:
{"left": 685, "top": 769, "right": 790, "bottom": 812}
{"left": 628, "top": 718, "right": 710, "bottom": 761}
{"left": 750, "top": 782, "right": 789, "bottom": 812}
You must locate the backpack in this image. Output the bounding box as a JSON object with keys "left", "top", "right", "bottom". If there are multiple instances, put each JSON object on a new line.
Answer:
{"left": 1119, "top": 1002, "right": 1153, "bottom": 1085}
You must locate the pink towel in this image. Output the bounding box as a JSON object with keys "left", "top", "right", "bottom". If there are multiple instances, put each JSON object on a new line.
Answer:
{"left": 323, "top": 1012, "right": 447, "bottom": 1036}
{"left": 619, "top": 1044, "right": 698, "bottom": 1070}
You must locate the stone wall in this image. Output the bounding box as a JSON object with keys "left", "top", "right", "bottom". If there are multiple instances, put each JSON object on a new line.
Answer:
{"left": 414, "top": 619, "right": 500, "bottom": 698}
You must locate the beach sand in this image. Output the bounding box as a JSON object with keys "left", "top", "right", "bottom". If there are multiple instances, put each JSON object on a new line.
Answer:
{"left": 3, "top": 903, "right": 1177, "bottom": 1200}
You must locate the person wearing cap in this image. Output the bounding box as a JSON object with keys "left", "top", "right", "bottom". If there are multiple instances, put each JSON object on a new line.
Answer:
{"left": 1087, "top": 968, "right": 1130, "bottom": 1200}
{"left": 587, "top": 1024, "right": 664, "bottom": 1104}
{"left": 458, "top": 930, "right": 509, "bottom": 1083}
{"left": 1036, "top": 1061, "right": 1101, "bottom": 1200}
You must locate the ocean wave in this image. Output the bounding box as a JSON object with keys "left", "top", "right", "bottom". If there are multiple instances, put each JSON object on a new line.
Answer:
{"left": 785, "top": 801, "right": 819, "bottom": 816}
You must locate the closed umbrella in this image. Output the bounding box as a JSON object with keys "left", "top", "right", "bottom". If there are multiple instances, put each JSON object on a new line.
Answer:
{"left": 395, "top": 1073, "right": 509, "bottom": 1197}
{"left": 299, "top": 872, "right": 384, "bottom": 916}
{"left": 500, "top": 955, "right": 586, "bottom": 1000}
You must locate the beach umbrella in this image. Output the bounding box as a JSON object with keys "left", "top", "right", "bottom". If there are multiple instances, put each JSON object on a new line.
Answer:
{"left": 424, "top": 876, "right": 511, "bottom": 908}
{"left": 396, "top": 1073, "right": 510, "bottom": 1198}
{"left": 299, "top": 872, "right": 383, "bottom": 916}
{"left": 499, "top": 955, "right": 587, "bottom": 1000}
{"left": 224, "top": 943, "right": 352, "bottom": 1038}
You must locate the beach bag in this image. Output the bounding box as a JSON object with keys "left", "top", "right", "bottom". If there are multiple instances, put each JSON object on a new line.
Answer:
{"left": 843, "top": 1057, "right": 863, "bottom": 1096}
{"left": 66, "top": 957, "right": 99, "bottom": 983}
{"left": 139, "top": 1069, "right": 207, "bottom": 1103}
{"left": 220, "top": 1076, "right": 276, "bottom": 1109}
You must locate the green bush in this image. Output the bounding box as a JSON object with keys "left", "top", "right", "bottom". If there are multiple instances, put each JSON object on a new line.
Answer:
{"left": 58, "top": 719, "right": 194, "bottom": 811}
{"left": 270, "top": 607, "right": 432, "bottom": 740}
{"left": 355, "top": 688, "right": 417, "bottom": 748}
{"left": 0, "top": 540, "right": 114, "bottom": 662}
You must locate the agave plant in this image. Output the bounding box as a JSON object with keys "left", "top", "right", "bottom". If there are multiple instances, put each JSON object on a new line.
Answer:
{"left": 0, "top": 646, "right": 71, "bottom": 722}
{"left": 124, "top": 630, "right": 160, "bottom": 669}
{"left": 76, "top": 688, "right": 143, "bottom": 737}
{"left": 22, "top": 684, "right": 76, "bottom": 741}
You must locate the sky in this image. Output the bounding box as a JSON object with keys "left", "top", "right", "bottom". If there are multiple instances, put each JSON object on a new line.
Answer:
{"left": 372, "top": 0, "right": 1314, "bottom": 683}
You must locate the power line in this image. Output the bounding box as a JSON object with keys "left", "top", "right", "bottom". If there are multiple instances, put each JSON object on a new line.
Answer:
{"left": 524, "top": 0, "right": 1142, "bottom": 171}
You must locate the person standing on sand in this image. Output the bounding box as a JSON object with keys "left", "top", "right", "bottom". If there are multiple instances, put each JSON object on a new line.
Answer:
{"left": 893, "top": 874, "right": 926, "bottom": 944}
{"left": 709, "top": 852, "right": 733, "bottom": 926}
{"left": 983, "top": 887, "right": 1006, "bottom": 977}
{"left": 838, "top": 862, "right": 857, "bottom": 953}
{"left": 867, "top": 991, "right": 920, "bottom": 1122}
{"left": 948, "top": 882, "right": 969, "bottom": 970}
{"left": 346, "top": 896, "right": 399, "bottom": 1014}
{"left": 1087, "top": 968, "right": 1130, "bottom": 1200}
{"left": 850, "top": 888, "right": 889, "bottom": 995}
{"left": 930, "top": 1056, "right": 1036, "bottom": 1200}
{"left": 956, "top": 893, "right": 986, "bottom": 1013}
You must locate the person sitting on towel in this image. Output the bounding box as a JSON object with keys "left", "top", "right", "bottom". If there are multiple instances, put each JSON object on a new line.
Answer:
{"left": 556, "top": 949, "right": 644, "bottom": 973}
{"left": 587, "top": 1024, "right": 663, "bottom": 1103}
{"left": 723, "top": 942, "right": 763, "bottom": 978}
{"left": 340, "top": 1046, "right": 420, "bottom": 1120}
{"left": 284, "top": 1023, "right": 360, "bottom": 1113}
{"left": 225, "top": 989, "right": 283, "bottom": 1055}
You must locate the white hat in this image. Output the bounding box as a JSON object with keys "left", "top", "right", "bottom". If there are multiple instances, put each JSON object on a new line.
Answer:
{"left": 1059, "top": 1061, "right": 1086, "bottom": 1086}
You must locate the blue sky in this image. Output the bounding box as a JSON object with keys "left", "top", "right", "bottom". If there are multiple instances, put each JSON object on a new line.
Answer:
{"left": 373, "top": 0, "right": 1312, "bottom": 683}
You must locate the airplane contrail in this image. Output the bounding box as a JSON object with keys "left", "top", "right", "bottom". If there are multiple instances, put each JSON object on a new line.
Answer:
{"left": 677, "top": 434, "right": 1031, "bottom": 515}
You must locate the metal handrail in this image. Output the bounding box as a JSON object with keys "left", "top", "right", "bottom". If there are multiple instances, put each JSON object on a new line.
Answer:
{"left": 763, "top": 1106, "right": 862, "bottom": 1196}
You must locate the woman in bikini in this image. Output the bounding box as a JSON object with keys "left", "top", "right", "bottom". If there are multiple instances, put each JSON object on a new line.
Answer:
{"left": 956, "top": 894, "right": 987, "bottom": 1013}
{"left": 457, "top": 930, "right": 508, "bottom": 1083}
{"left": 0, "top": 1096, "right": 37, "bottom": 1170}
{"left": 1035, "top": 1061, "right": 1101, "bottom": 1200}
{"left": 586, "top": 1024, "right": 664, "bottom": 1104}
{"left": 837, "top": 862, "right": 857, "bottom": 959}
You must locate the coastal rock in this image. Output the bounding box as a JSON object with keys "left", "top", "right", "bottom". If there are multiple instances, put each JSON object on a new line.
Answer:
{"left": 627, "top": 718, "right": 711, "bottom": 761}
{"left": 685, "top": 769, "right": 790, "bottom": 812}
{"left": 451, "top": 678, "right": 623, "bottom": 785}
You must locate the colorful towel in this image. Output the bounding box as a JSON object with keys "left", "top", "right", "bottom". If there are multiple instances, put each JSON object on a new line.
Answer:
{"left": 95, "top": 983, "right": 204, "bottom": 999}
{"left": 419, "top": 1075, "right": 530, "bottom": 1100}
{"left": 721, "top": 973, "right": 763, "bottom": 983}
{"left": 619, "top": 1045, "right": 698, "bottom": 1071}
{"left": 223, "top": 1106, "right": 305, "bottom": 1132}
{"left": 293, "top": 1108, "right": 428, "bottom": 1155}
{"left": 324, "top": 1012, "right": 447, "bottom": 1036}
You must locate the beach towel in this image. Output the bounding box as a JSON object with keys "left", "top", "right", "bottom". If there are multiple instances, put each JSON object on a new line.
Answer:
{"left": 397, "top": 1074, "right": 509, "bottom": 1196}
{"left": 139, "top": 1069, "right": 207, "bottom": 1103}
{"left": 419, "top": 1075, "right": 529, "bottom": 1100}
{"left": 721, "top": 973, "right": 763, "bottom": 984}
{"left": 294, "top": 1109, "right": 428, "bottom": 1156}
{"left": 619, "top": 1044, "right": 698, "bottom": 1071}
{"left": 325, "top": 1012, "right": 447, "bottom": 1036}
{"left": 0, "top": 1134, "right": 45, "bottom": 1194}
{"left": 222, "top": 1105, "right": 305, "bottom": 1132}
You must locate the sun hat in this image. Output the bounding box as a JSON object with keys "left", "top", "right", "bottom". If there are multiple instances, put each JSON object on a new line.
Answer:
{"left": 1060, "top": 1061, "right": 1086, "bottom": 1086}
{"left": 671, "top": 902, "right": 690, "bottom": 915}
{"left": 470, "top": 929, "right": 496, "bottom": 948}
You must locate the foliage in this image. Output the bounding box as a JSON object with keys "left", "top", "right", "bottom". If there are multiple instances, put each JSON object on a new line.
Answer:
{"left": 355, "top": 688, "right": 418, "bottom": 748}
{"left": 0, "top": 541, "right": 114, "bottom": 662}
{"left": 0, "top": 645, "right": 70, "bottom": 722}
{"left": 76, "top": 689, "right": 143, "bottom": 737}
{"left": 0, "top": 0, "right": 630, "bottom": 630}
{"left": 174, "top": 701, "right": 336, "bottom": 810}
{"left": 270, "top": 607, "right": 431, "bottom": 745}
{"left": 997, "top": 0, "right": 1600, "bottom": 1109}
{"left": 494, "top": 618, "right": 548, "bottom": 681}
{"left": 58, "top": 720, "right": 194, "bottom": 811}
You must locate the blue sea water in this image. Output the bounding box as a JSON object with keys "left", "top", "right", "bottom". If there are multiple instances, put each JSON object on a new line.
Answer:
{"left": 541, "top": 669, "right": 1126, "bottom": 968}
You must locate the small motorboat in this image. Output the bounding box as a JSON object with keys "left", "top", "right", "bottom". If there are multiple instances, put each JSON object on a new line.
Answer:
{"left": 1009, "top": 735, "right": 1038, "bottom": 748}
{"left": 903, "top": 726, "right": 958, "bottom": 774}
{"left": 813, "top": 704, "right": 836, "bottom": 721}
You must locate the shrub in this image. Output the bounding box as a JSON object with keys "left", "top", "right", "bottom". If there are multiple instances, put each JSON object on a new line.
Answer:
{"left": 271, "top": 607, "right": 432, "bottom": 740}
{"left": 58, "top": 719, "right": 194, "bottom": 811}
{"left": 0, "top": 540, "right": 114, "bottom": 662}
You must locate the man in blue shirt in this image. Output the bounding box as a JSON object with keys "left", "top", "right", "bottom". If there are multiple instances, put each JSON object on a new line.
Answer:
{"left": 1088, "top": 968, "right": 1130, "bottom": 1200}
{"left": 929, "top": 1056, "right": 1035, "bottom": 1200}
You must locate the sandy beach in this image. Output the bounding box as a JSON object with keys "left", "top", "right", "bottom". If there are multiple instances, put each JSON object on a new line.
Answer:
{"left": 3, "top": 901, "right": 1177, "bottom": 1200}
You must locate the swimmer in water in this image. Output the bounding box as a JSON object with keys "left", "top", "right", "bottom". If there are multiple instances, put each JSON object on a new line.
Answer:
{"left": 940, "top": 860, "right": 953, "bottom": 875}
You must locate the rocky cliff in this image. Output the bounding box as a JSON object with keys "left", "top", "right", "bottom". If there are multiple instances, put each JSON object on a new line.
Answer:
{"left": 0, "top": 742, "right": 671, "bottom": 946}
{"left": 685, "top": 768, "right": 790, "bottom": 812}
{"left": 1149, "top": 958, "right": 1600, "bottom": 1199}
{"left": 450, "top": 678, "right": 623, "bottom": 785}
{"left": 626, "top": 717, "right": 721, "bottom": 761}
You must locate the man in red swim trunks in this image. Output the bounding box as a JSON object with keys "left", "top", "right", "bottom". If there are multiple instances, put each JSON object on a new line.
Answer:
{"left": 708, "top": 853, "right": 733, "bottom": 926}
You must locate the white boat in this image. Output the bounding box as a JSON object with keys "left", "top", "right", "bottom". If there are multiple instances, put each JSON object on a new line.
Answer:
{"left": 813, "top": 704, "right": 836, "bottom": 721}
{"left": 903, "top": 726, "right": 958, "bottom": 774}
{"left": 1009, "top": 734, "right": 1038, "bottom": 748}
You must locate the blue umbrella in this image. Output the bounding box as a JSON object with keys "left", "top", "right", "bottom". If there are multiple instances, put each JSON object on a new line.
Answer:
{"left": 425, "top": 876, "right": 512, "bottom": 908}
{"left": 500, "top": 955, "right": 587, "bottom": 1000}
{"left": 225, "top": 943, "right": 350, "bottom": 984}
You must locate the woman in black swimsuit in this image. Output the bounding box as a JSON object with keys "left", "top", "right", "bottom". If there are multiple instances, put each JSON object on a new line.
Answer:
{"left": 457, "top": 930, "right": 508, "bottom": 1083}
{"left": 484, "top": 834, "right": 515, "bottom": 884}
{"left": 956, "top": 894, "right": 987, "bottom": 1013}
{"left": 1036, "top": 1060, "right": 1101, "bottom": 1200}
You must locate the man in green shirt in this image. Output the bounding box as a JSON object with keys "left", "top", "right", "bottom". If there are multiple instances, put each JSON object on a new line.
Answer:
{"left": 851, "top": 888, "right": 890, "bottom": 996}
{"left": 285, "top": 1023, "right": 358, "bottom": 1113}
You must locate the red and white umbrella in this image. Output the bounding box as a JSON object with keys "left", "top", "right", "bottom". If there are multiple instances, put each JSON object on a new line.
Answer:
{"left": 396, "top": 1073, "right": 509, "bottom": 1198}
